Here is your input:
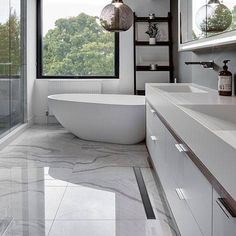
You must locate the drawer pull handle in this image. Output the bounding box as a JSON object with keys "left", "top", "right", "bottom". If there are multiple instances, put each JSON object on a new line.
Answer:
{"left": 150, "top": 136, "right": 158, "bottom": 142}
{"left": 176, "top": 188, "right": 186, "bottom": 200}
{"left": 175, "top": 144, "right": 184, "bottom": 152}
{"left": 150, "top": 109, "right": 156, "bottom": 115}
{"left": 175, "top": 144, "right": 188, "bottom": 153}
{"left": 179, "top": 144, "right": 188, "bottom": 152}
{"left": 216, "top": 199, "right": 230, "bottom": 219}
{"left": 216, "top": 198, "right": 236, "bottom": 219}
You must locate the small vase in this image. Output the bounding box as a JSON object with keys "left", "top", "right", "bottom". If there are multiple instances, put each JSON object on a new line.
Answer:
{"left": 149, "top": 14, "right": 155, "bottom": 20}
{"left": 150, "top": 64, "right": 158, "bottom": 70}
{"left": 149, "top": 38, "right": 156, "bottom": 45}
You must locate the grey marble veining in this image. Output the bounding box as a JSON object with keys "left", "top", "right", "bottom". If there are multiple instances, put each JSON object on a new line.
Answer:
{"left": 0, "top": 126, "right": 178, "bottom": 236}
{"left": 0, "top": 126, "right": 149, "bottom": 170}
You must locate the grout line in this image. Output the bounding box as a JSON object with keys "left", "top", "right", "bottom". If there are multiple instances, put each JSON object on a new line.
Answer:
{"left": 47, "top": 183, "right": 69, "bottom": 236}
{"left": 0, "top": 217, "right": 14, "bottom": 236}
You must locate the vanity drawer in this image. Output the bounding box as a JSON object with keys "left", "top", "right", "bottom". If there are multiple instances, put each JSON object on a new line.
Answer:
{"left": 146, "top": 103, "right": 166, "bottom": 178}
{"left": 183, "top": 156, "right": 213, "bottom": 236}
{"left": 146, "top": 102, "right": 165, "bottom": 143}
{"left": 164, "top": 176, "right": 203, "bottom": 236}
{"left": 165, "top": 129, "right": 185, "bottom": 189}
{"left": 146, "top": 127, "right": 157, "bottom": 162}
{"left": 213, "top": 190, "right": 236, "bottom": 236}
{"left": 146, "top": 102, "right": 157, "bottom": 129}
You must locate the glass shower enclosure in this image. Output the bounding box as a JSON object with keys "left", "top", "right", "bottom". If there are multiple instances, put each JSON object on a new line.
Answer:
{"left": 0, "top": 0, "right": 25, "bottom": 137}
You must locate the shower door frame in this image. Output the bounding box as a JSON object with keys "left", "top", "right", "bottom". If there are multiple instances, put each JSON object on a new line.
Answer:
{"left": 0, "top": 0, "right": 27, "bottom": 139}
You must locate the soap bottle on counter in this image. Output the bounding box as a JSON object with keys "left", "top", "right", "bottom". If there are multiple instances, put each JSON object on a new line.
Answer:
{"left": 218, "top": 60, "right": 232, "bottom": 96}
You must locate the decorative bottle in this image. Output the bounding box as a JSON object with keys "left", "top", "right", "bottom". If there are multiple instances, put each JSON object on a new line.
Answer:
{"left": 218, "top": 60, "right": 232, "bottom": 96}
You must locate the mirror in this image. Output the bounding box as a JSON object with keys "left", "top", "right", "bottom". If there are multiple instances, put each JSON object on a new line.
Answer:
{"left": 179, "top": 0, "right": 236, "bottom": 51}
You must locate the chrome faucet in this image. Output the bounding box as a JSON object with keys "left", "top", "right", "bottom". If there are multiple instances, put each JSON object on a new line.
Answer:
{"left": 185, "top": 61, "right": 214, "bottom": 69}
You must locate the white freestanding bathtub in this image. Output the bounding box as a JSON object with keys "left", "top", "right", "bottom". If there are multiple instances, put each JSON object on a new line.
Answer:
{"left": 48, "top": 94, "right": 145, "bottom": 144}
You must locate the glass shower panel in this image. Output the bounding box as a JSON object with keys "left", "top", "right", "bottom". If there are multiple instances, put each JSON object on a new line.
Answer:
{"left": 0, "top": 0, "right": 11, "bottom": 136}
{"left": 0, "top": 0, "right": 24, "bottom": 137}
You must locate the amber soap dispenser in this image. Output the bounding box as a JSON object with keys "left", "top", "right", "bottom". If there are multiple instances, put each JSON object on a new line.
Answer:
{"left": 218, "top": 60, "right": 232, "bottom": 96}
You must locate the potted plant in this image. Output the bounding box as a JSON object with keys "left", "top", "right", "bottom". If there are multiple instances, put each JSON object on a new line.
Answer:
{"left": 145, "top": 23, "right": 160, "bottom": 45}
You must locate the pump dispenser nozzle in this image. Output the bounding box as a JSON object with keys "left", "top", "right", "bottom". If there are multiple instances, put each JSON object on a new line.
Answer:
{"left": 223, "top": 60, "right": 230, "bottom": 71}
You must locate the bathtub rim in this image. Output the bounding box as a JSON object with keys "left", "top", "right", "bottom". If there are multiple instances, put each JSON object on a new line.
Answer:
{"left": 48, "top": 94, "right": 146, "bottom": 106}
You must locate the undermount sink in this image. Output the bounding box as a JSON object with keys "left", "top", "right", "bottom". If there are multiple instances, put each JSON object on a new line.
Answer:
{"left": 156, "top": 85, "right": 207, "bottom": 93}
{"left": 180, "top": 104, "right": 236, "bottom": 131}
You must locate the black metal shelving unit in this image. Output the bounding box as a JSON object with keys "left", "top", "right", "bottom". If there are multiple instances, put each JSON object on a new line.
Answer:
{"left": 133, "top": 12, "right": 174, "bottom": 95}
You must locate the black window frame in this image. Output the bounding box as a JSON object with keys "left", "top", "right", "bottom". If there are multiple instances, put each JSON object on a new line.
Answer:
{"left": 36, "top": 0, "right": 120, "bottom": 79}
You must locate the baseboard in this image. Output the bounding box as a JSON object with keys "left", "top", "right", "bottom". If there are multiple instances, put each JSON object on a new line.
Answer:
{"left": 34, "top": 115, "right": 59, "bottom": 125}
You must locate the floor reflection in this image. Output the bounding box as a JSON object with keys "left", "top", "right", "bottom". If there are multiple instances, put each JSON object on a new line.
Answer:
{"left": 0, "top": 126, "right": 178, "bottom": 236}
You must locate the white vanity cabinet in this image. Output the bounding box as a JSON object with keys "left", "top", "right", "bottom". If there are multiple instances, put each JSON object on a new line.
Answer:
{"left": 146, "top": 102, "right": 203, "bottom": 236}
{"left": 213, "top": 190, "right": 236, "bottom": 236}
{"left": 146, "top": 84, "right": 236, "bottom": 236}
{"left": 146, "top": 100, "right": 236, "bottom": 236}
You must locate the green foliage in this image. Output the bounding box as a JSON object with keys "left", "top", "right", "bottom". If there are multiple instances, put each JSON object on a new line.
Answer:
{"left": 200, "top": 5, "right": 232, "bottom": 33}
{"left": 145, "top": 23, "right": 160, "bottom": 38}
{"left": 0, "top": 11, "right": 20, "bottom": 75}
{"left": 43, "top": 13, "right": 115, "bottom": 76}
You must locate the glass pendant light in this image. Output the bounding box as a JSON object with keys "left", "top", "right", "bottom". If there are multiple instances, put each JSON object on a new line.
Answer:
{"left": 196, "top": 0, "right": 232, "bottom": 33}
{"left": 100, "top": 0, "right": 133, "bottom": 32}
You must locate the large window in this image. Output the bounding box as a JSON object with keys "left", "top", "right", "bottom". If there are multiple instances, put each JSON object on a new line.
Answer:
{"left": 37, "top": 0, "right": 119, "bottom": 78}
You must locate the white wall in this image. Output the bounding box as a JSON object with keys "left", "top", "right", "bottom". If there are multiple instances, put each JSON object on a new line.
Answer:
{"left": 26, "top": 0, "right": 36, "bottom": 124}
{"left": 30, "top": 0, "right": 170, "bottom": 124}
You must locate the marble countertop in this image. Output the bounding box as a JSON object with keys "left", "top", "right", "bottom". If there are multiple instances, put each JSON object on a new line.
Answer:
{"left": 146, "top": 83, "right": 236, "bottom": 201}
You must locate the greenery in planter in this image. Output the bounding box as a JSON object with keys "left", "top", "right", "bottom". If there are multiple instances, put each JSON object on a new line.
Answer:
{"left": 145, "top": 23, "right": 160, "bottom": 39}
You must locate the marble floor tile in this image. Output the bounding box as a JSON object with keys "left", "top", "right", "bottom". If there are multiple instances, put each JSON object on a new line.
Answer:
{"left": 55, "top": 167, "right": 146, "bottom": 220}
{"left": 71, "top": 140, "right": 149, "bottom": 168}
{"left": 0, "top": 150, "right": 78, "bottom": 169}
{"left": 0, "top": 125, "right": 148, "bottom": 169}
{"left": 48, "top": 220, "right": 177, "bottom": 236}
{"left": 4, "top": 220, "right": 53, "bottom": 236}
{"left": 0, "top": 217, "right": 13, "bottom": 235}
{"left": 0, "top": 126, "right": 178, "bottom": 236}
{"left": 0, "top": 167, "right": 71, "bottom": 189}
{"left": 0, "top": 185, "right": 66, "bottom": 221}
